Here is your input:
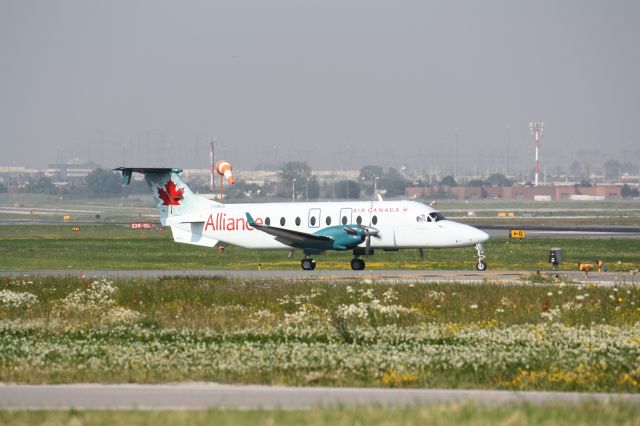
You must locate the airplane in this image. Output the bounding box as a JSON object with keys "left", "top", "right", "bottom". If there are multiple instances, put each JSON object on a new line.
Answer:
{"left": 115, "top": 167, "right": 489, "bottom": 271}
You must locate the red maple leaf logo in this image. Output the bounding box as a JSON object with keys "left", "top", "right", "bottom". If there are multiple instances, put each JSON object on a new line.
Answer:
{"left": 157, "top": 180, "right": 184, "bottom": 206}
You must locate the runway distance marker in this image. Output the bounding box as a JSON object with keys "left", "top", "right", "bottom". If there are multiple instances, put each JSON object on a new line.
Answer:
{"left": 510, "top": 229, "right": 526, "bottom": 239}
{"left": 130, "top": 222, "right": 155, "bottom": 230}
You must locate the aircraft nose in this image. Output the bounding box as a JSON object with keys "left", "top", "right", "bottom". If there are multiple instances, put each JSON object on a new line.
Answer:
{"left": 461, "top": 224, "right": 489, "bottom": 244}
{"left": 474, "top": 228, "right": 490, "bottom": 243}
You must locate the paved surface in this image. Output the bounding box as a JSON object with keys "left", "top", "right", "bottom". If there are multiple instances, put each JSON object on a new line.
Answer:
{"left": 2, "top": 269, "right": 638, "bottom": 285}
{"left": 0, "top": 384, "right": 638, "bottom": 410}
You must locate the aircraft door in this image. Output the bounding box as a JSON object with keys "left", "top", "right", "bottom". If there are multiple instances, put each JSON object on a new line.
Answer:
{"left": 339, "top": 208, "right": 352, "bottom": 225}
{"left": 308, "top": 208, "right": 321, "bottom": 228}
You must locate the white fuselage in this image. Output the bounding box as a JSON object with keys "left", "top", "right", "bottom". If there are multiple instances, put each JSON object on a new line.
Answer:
{"left": 169, "top": 199, "right": 488, "bottom": 250}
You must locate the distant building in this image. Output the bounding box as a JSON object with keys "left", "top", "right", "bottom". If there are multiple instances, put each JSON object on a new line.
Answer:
{"left": 406, "top": 184, "right": 628, "bottom": 200}
{"left": 45, "top": 160, "right": 98, "bottom": 181}
{"left": 181, "top": 168, "right": 359, "bottom": 186}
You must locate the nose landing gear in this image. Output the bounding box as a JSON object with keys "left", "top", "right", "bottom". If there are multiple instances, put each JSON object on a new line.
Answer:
{"left": 475, "top": 243, "right": 487, "bottom": 271}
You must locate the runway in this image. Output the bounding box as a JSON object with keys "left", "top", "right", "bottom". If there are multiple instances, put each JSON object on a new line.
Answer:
{"left": 2, "top": 268, "right": 637, "bottom": 285}
{"left": 1, "top": 384, "right": 638, "bottom": 410}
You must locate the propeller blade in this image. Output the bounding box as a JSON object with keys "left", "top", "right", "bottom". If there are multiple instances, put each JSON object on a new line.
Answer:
{"left": 344, "top": 226, "right": 358, "bottom": 235}
{"left": 418, "top": 248, "right": 425, "bottom": 261}
{"left": 364, "top": 226, "right": 380, "bottom": 237}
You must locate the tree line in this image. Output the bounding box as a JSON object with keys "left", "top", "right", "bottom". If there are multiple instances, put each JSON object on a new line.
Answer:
{"left": 7, "top": 163, "right": 640, "bottom": 199}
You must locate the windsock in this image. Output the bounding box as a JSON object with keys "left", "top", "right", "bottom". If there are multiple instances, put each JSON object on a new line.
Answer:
{"left": 215, "top": 160, "right": 235, "bottom": 184}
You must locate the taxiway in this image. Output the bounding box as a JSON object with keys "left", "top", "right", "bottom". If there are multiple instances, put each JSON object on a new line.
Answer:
{"left": 2, "top": 269, "right": 637, "bottom": 285}
{"left": 1, "top": 384, "right": 638, "bottom": 410}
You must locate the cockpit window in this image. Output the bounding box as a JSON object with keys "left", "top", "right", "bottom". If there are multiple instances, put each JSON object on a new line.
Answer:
{"left": 429, "top": 212, "right": 446, "bottom": 222}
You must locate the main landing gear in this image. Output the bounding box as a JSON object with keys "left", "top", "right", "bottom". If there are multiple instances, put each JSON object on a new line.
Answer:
{"left": 475, "top": 243, "right": 487, "bottom": 271}
{"left": 301, "top": 256, "right": 316, "bottom": 271}
{"left": 350, "top": 258, "right": 366, "bottom": 271}
{"left": 300, "top": 256, "right": 366, "bottom": 271}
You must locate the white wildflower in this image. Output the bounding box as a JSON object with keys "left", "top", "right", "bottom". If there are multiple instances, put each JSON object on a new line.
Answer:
{"left": 540, "top": 307, "right": 561, "bottom": 322}
{"left": 561, "top": 301, "right": 582, "bottom": 312}
{"left": 382, "top": 289, "right": 398, "bottom": 303}
{"left": 427, "top": 290, "right": 446, "bottom": 302}
{"left": 0, "top": 290, "right": 38, "bottom": 309}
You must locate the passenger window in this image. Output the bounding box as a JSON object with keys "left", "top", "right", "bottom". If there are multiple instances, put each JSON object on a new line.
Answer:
{"left": 280, "top": 217, "right": 286, "bottom": 226}
{"left": 356, "top": 216, "right": 362, "bottom": 225}
{"left": 326, "top": 216, "right": 332, "bottom": 226}
{"left": 265, "top": 217, "right": 271, "bottom": 225}
{"left": 372, "top": 215, "right": 378, "bottom": 225}
{"left": 341, "top": 216, "right": 348, "bottom": 225}
{"left": 310, "top": 216, "right": 316, "bottom": 226}
{"left": 295, "top": 217, "right": 301, "bottom": 226}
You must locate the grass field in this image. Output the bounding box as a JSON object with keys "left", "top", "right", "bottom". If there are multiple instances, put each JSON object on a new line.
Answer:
{"left": 1, "top": 225, "right": 640, "bottom": 271}
{"left": 1, "top": 276, "right": 639, "bottom": 391}
{"left": 2, "top": 402, "right": 640, "bottom": 426}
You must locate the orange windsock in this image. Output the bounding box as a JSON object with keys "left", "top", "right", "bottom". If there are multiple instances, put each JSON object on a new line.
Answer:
{"left": 215, "top": 160, "right": 235, "bottom": 184}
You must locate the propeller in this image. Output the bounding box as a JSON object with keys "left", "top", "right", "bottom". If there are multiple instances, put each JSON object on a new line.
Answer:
{"left": 364, "top": 190, "right": 382, "bottom": 257}
{"left": 343, "top": 226, "right": 379, "bottom": 237}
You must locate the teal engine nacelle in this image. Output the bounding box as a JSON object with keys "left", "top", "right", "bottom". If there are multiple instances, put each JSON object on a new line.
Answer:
{"left": 314, "top": 225, "right": 366, "bottom": 250}
{"left": 314, "top": 225, "right": 379, "bottom": 251}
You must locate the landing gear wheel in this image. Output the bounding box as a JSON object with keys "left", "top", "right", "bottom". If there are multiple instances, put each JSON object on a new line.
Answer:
{"left": 301, "top": 258, "right": 316, "bottom": 271}
{"left": 474, "top": 243, "right": 487, "bottom": 272}
{"left": 350, "top": 258, "right": 366, "bottom": 271}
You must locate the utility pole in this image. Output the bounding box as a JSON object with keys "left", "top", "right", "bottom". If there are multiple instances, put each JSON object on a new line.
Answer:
{"left": 209, "top": 139, "right": 215, "bottom": 192}
{"left": 454, "top": 128, "right": 459, "bottom": 179}
{"left": 292, "top": 178, "right": 296, "bottom": 202}
{"left": 505, "top": 125, "right": 510, "bottom": 177}
{"left": 529, "top": 122, "right": 544, "bottom": 186}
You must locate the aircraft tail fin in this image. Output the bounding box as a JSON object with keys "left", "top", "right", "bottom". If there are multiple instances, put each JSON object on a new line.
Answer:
{"left": 114, "top": 167, "right": 219, "bottom": 226}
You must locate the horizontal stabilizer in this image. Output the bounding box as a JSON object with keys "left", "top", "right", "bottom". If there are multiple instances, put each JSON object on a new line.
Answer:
{"left": 170, "top": 223, "right": 218, "bottom": 248}
{"left": 114, "top": 167, "right": 184, "bottom": 185}
{"left": 164, "top": 214, "right": 207, "bottom": 226}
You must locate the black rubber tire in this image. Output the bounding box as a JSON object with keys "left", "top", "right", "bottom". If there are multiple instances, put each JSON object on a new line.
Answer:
{"left": 476, "top": 260, "right": 487, "bottom": 271}
{"left": 350, "top": 259, "right": 365, "bottom": 271}
{"left": 301, "top": 259, "right": 314, "bottom": 271}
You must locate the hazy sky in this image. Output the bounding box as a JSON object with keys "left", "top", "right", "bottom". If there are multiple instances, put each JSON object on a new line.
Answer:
{"left": 1, "top": 0, "right": 639, "bottom": 174}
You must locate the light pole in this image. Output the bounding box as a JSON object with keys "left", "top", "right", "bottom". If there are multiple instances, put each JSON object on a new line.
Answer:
{"left": 373, "top": 176, "right": 379, "bottom": 197}
{"left": 292, "top": 178, "right": 296, "bottom": 202}
{"left": 505, "top": 125, "right": 510, "bottom": 177}
{"left": 454, "top": 128, "right": 459, "bottom": 180}
{"left": 305, "top": 178, "right": 309, "bottom": 200}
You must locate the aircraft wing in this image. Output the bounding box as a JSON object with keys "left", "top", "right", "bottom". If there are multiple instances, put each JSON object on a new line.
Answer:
{"left": 245, "top": 213, "right": 333, "bottom": 248}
